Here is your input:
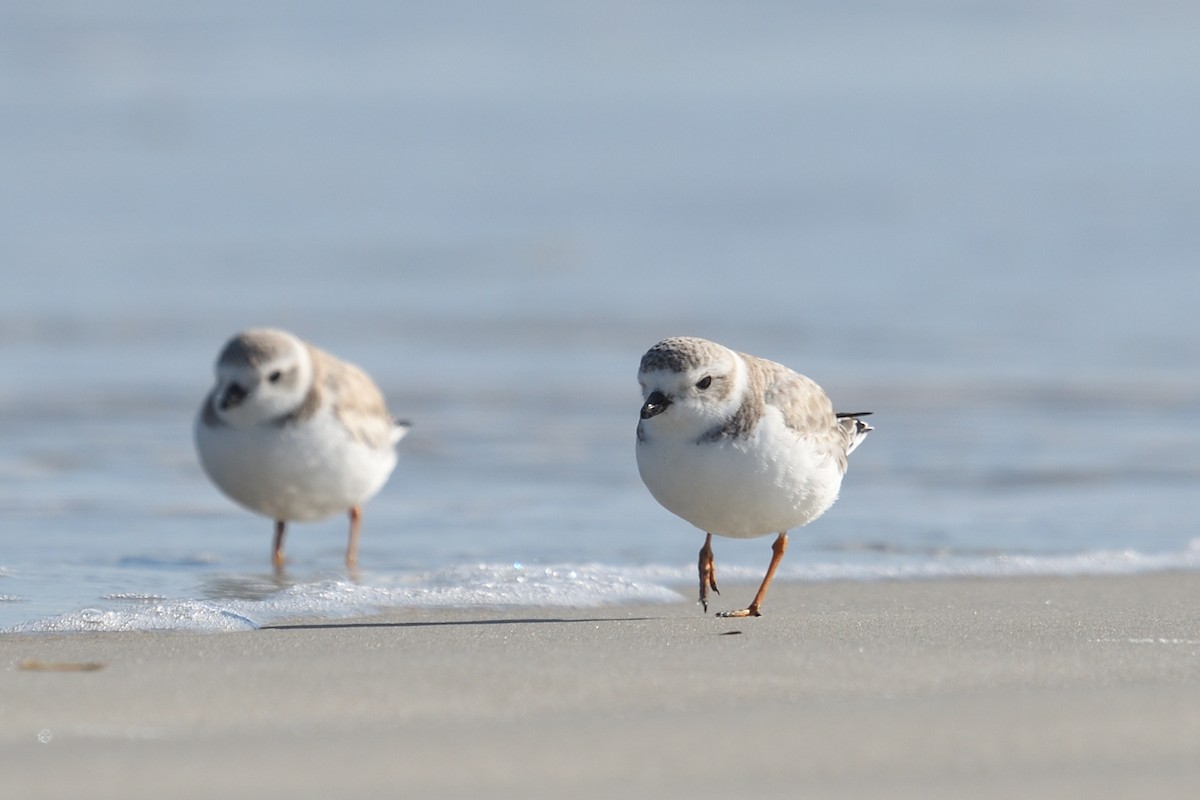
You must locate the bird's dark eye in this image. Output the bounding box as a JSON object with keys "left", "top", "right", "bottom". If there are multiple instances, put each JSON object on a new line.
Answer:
{"left": 696, "top": 376, "right": 712, "bottom": 390}
{"left": 268, "top": 370, "right": 283, "bottom": 384}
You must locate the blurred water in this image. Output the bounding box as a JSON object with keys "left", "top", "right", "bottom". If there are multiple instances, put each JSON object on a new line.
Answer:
{"left": 3, "top": 2, "right": 1200, "bottom": 630}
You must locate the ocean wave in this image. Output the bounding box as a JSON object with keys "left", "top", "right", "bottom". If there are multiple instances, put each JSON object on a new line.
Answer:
{"left": 631, "top": 541, "right": 1200, "bottom": 583}
{"left": 9, "top": 545, "right": 1200, "bottom": 633}
{"left": 7, "top": 563, "right": 682, "bottom": 633}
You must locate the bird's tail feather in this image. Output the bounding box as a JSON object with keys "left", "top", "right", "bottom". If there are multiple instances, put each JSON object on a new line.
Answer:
{"left": 836, "top": 412, "right": 873, "bottom": 456}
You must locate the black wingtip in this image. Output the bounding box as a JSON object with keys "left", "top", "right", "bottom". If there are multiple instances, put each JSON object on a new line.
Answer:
{"left": 836, "top": 411, "right": 872, "bottom": 418}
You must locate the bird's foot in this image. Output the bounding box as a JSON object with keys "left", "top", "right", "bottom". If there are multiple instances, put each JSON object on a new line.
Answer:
{"left": 715, "top": 606, "right": 761, "bottom": 619}
{"left": 699, "top": 575, "right": 721, "bottom": 613}
{"left": 698, "top": 535, "right": 720, "bottom": 613}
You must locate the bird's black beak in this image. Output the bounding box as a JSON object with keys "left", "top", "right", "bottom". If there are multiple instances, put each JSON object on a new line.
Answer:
{"left": 640, "top": 390, "right": 671, "bottom": 420}
{"left": 219, "top": 382, "right": 248, "bottom": 411}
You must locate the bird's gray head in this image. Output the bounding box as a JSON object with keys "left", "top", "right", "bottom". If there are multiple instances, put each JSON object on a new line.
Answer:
{"left": 207, "top": 328, "right": 313, "bottom": 426}
{"left": 637, "top": 337, "right": 745, "bottom": 435}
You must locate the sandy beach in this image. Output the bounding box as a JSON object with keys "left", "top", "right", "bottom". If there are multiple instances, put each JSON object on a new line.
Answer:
{"left": 4, "top": 572, "right": 1200, "bottom": 799}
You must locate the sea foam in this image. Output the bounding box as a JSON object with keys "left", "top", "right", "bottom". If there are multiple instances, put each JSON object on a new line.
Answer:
{"left": 8, "top": 563, "right": 683, "bottom": 633}
{"left": 10, "top": 544, "right": 1200, "bottom": 633}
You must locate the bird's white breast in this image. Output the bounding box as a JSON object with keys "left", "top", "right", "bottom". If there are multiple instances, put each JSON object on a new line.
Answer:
{"left": 194, "top": 406, "right": 397, "bottom": 522}
{"left": 637, "top": 406, "right": 843, "bottom": 538}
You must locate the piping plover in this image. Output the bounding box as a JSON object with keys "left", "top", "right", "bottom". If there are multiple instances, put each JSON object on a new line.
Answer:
{"left": 636, "top": 336, "right": 871, "bottom": 617}
{"left": 195, "top": 328, "right": 409, "bottom": 569}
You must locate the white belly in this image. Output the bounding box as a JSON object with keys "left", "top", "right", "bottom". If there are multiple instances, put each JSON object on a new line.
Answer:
{"left": 195, "top": 410, "right": 397, "bottom": 522}
{"left": 637, "top": 417, "right": 843, "bottom": 539}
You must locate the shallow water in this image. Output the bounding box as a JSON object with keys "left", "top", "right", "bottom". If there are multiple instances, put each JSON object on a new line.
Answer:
{"left": 3, "top": 2, "right": 1200, "bottom": 630}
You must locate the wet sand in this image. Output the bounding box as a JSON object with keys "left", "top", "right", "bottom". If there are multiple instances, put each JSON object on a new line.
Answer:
{"left": 4, "top": 572, "right": 1200, "bottom": 799}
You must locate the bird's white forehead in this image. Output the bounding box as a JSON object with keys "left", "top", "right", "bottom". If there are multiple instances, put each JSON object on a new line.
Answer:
{"left": 217, "top": 328, "right": 303, "bottom": 371}
{"left": 638, "top": 337, "right": 730, "bottom": 377}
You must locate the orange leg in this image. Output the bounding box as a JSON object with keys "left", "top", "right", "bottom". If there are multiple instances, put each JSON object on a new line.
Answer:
{"left": 698, "top": 533, "right": 720, "bottom": 612}
{"left": 716, "top": 532, "right": 788, "bottom": 618}
{"left": 272, "top": 520, "right": 287, "bottom": 571}
{"left": 345, "top": 505, "right": 362, "bottom": 568}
